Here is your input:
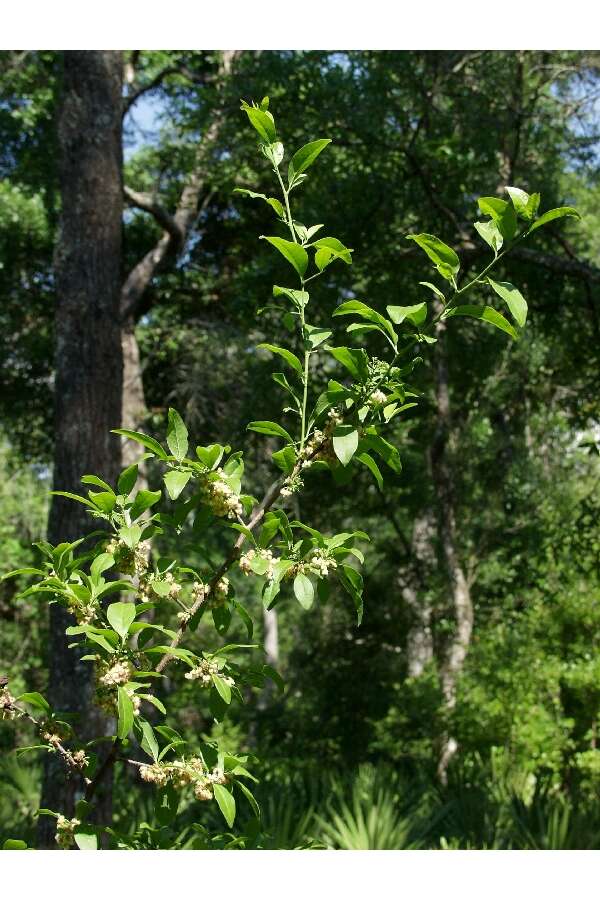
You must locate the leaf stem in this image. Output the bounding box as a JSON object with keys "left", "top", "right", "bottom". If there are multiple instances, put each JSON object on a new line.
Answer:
{"left": 274, "top": 162, "right": 310, "bottom": 451}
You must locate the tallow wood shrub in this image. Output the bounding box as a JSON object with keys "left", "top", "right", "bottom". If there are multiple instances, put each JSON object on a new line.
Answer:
{"left": 0, "top": 98, "right": 580, "bottom": 849}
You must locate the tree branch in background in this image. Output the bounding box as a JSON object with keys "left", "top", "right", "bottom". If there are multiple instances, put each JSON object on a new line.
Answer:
{"left": 120, "top": 50, "right": 240, "bottom": 323}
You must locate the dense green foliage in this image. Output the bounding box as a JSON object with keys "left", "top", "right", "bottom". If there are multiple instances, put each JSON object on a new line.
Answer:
{"left": 1, "top": 50, "right": 599, "bottom": 850}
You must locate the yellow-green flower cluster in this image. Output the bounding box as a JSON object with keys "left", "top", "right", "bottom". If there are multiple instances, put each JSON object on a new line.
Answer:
{"left": 139, "top": 756, "right": 229, "bottom": 802}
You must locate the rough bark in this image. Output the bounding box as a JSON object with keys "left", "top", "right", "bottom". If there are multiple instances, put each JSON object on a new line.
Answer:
{"left": 402, "top": 511, "right": 436, "bottom": 678}
{"left": 38, "top": 50, "right": 123, "bottom": 848}
{"left": 430, "top": 314, "right": 474, "bottom": 784}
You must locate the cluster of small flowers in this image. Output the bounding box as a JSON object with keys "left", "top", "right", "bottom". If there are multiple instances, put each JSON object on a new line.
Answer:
{"left": 95, "top": 660, "right": 140, "bottom": 717}
{"left": 71, "top": 601, "right": 98, "bottom": 626}
{"left": 282, "top": 549, "right": 337, "bottom": 581}
{"left": 70, "top": 749, "right": 89, "bottom": 770}
{"left": 280, "top": 473, "right": 304, "bottom": 498}
{"left": 184, "top": 657, "right": 234, "bottom": 690}
{"left": 368, "top": 389, "right": 387, "bottom": 407}
{"left": 42, "top": 728, "right": 89, "bottom": 771}
{"left": 187, "top": 577, "right": 228, "bottom": 612}
{"left": 367, "top": 357, "right": 390, "bottom": 380}
{"left": 207, "top": 576, "right": 230, "bottom": 609}
{"left": 295, "top": 408, "right": 344, "bottom": 477}
{"left": 139, "top": 570, "right": 182, "bottom": 601}
{"left": 42, "top": 730, "right": 63, "bottom": 748}
{"left": 194, "top": 768, "right": 228, "bottom": 802}
{"left": 106, "top": 538, "right": 151, "bottom": 576}
{"left": 201, "top": 473, "right": 243, "bottom": 519}
{"left": 191, "top": 581, "right": 208, "bottom": 604}
{"left": 239, "top": 548, "right": 275, "bottom": 580}
{"left": 139, "top": 762, "right": 169, "bottom": 787}
{"left": 308, "top": 548, "right": 338, "bottom": 577}
{"left": 55, "top": 815, "right": 80, "bottom": 849}
{"left": 99, "top": 659, "right": 132, "bottom": 687}
{"left": 0, "top": 687, "right": 16, "bottom": 720}
{"left": 139, "top": 756, "right": 228, "bottom": 802}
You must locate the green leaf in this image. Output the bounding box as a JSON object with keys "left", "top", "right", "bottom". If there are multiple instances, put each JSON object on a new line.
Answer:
{"left": 328, "top": 346, "right": 369, "bottom": 383}
{"left": 247, "top": 421, "right": 293, "bottom": 443}
{"left": 74, "top": 829, "right": 98, "bottom": 851}
{"left": 233, "top": 188, "right": 285, "bottom": 219}
{"left": 81, "top": 475, "right": 113, "bottom": 492}
{"left": 117, "top": 464, "right": 138, "bottom": 496}
{"left": 332, "top": 425, "right": 359, "bottom": 467}
{"left": 163, "top": 470, "right": 192, "bottom": 501}
{"left": 213, "top": 783, "right": 236, "bottom": 828}
{"left": 107, "top": 602, "right": 136, "bottom": 641}
{"left": 86, "top": 632, "right": 119, "bottom": 654}
{"left": 17, "top": 692, "right": 51, "bottom": 715}
{"left": 355, "top": 452, "right": 384, "bottom": 490}
{"left": 257, "top": 343, "right": 303, "bottom": 377}
{"left": 234, "top": 599, "right": 254, "bottom": 639}
{"left": 212, "top": 673, "right": 232, "bottom": 705}
{"left": 263, "top": 664, "right": 285, "bottom": 693}
{"left": 241, "top": 104, "right": 277, "bottom": 143}
{"left": 386, "top": 303, "right": 427, "bottom": 326}
{"left": 273, "top": 285, "right": 309, "bottom": 307}
{"left": 138, "top": 694, "right": 167, "bottom": 715}
{"left": 50, "top": 491, "right": 96, "bottom": 510}
{"left": 406, "top": 233, "right": 459, "bottom": 281}
{"left": 333, "top": 300, "right": 396, "bottom": 344}
{"left": 117, "top": 687, "right": 134, "bottom": 739}
{"left": 293, "top": 573, "right": 314, "bottom": 610}
{"left": 313, "top": 237, "right": 353, "bottom": 271}
{"left": 155, "top": 784, "right": 180, "bottom": 826}
{"left": 487, "top": 278, "right": 528, "bottom": 328}
{"left": 419, "top": 281, "right": 445, "bottom": 299}
{"left": 96, "top": 581, "right": 135, "bottom": 597}
{"left": 111, "top": 428, "right": 167, "bottom": 460}
{"left": 338, "top": 565, "right": 364, "bottom": 625}
{"left": 236, "top": 779, "right": 260, "bottom": 819}
{"left": 90, "top": 553, "right": 114, "bottom": 583}
{"left": 119, "top": 524, "right": 142, "bottom": 549}
{"left": 139, "top": 719, "right": 159, "bottom": 761}
{"left": 88, "top": 491, "right": 116, "bottom": 514}
{"left": 506, "top": 186, "right": 533, "bottom": 220}
{"left": 474, "top": 220, "right": 503, "bottom": 252}
{"left": 129, "top": 489, "right": 161, "bottom": 521}
{"left": 262, "top": 141, "right": 284, "bottom": 168}
{"left": 288, "top": 139, "right": 331, "bottom": 184}
{"left": 477, "top": 197, "right": 517, "bottom": 241}
{"left": 361, "top": 432, "right": 402, "bottom": 473}
{"left": 528, "top": 206, "right": 581, "bottom": 232}
{"left": 304, "top": 324, "right": 332, "bottom": 349}
{"left": 2, "top": 839, "right": 27, "bottom": 849}
{"left": 212, "top": 605, "right": 232, "bottom": 637}
{"left": 166, "top": 408, "right": 188, "bottom": 461}
{"left": 196, "top": 444, "right": 225, "bottom": 470}
{"left": 2, "top": 567, "right": 44, "bottom": 580}
{"left": 442, "top": 304, "right": 518, "bottom": 339}
{"left": 260, "top": 236, "right": 308, "bottom": 279}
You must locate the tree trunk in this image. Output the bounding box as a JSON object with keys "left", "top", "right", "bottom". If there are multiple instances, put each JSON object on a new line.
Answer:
{"left": 120, "top": 317, "right": 150, "bottom": 480}
{"left": 430, "top": 315, "right": 473, "bottom": 784}
{"left": 38, "top": 50, "right": 123, "bottom": 848}
{"left": 402, "top": 510, "right": 436, "bottom": 678}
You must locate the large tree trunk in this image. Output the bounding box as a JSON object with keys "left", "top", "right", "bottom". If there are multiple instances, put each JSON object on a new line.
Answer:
{"left": 38, "top": 50, "right": 123, "bottom": 848}
{"left": 430, "top": 316, "right": 473, "bottom": 784}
